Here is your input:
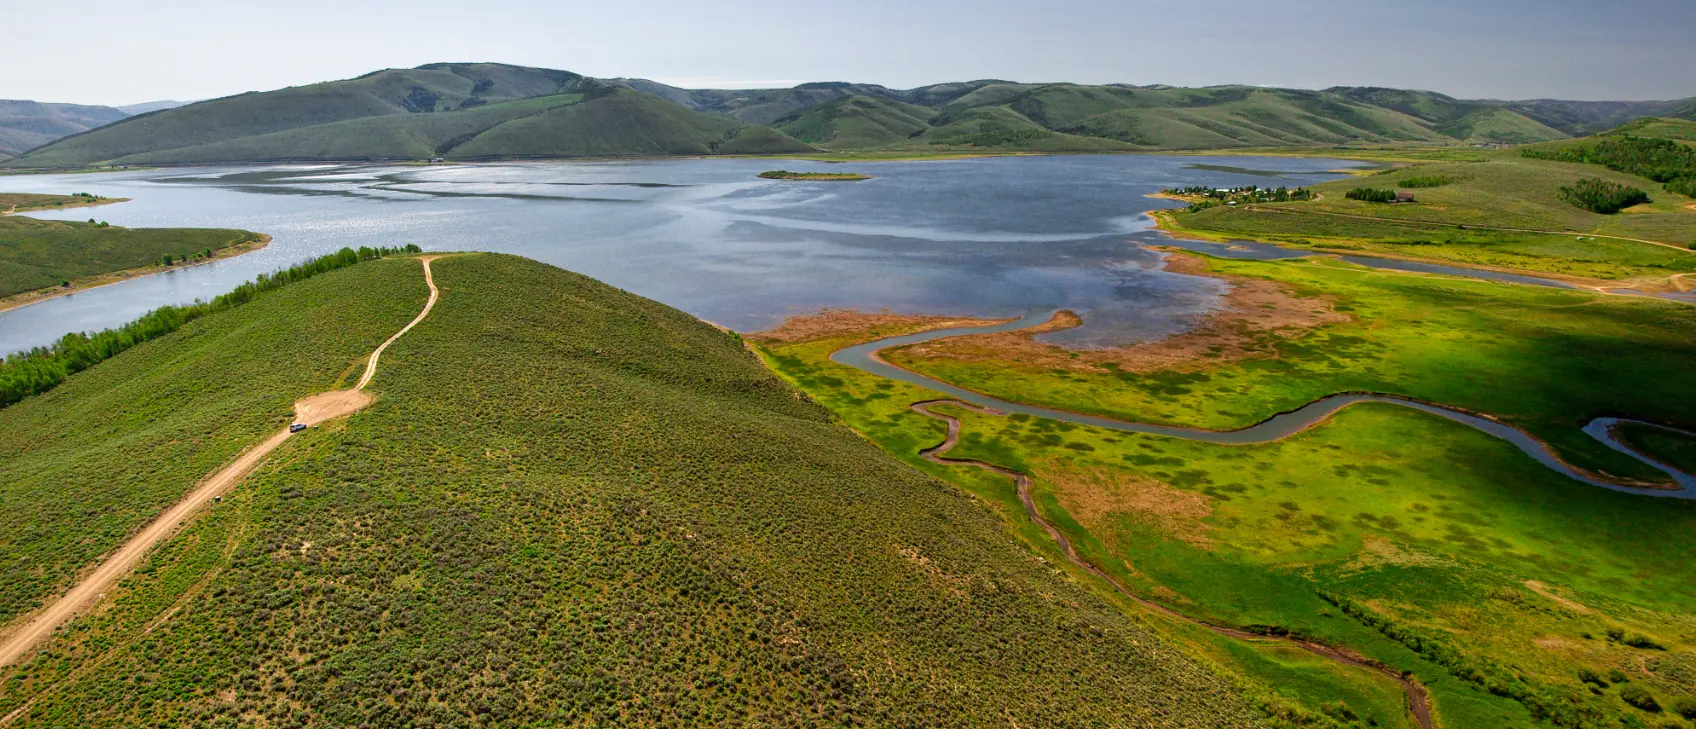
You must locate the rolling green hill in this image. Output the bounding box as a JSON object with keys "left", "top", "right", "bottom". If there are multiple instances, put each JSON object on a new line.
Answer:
{"left": 0, "top": 100, "right": 130, "bottom": 161}
{"left": 10, "top": 65, "right": 1695, "bottom": 164}
{"left": 0, "top": 253, "right": 1277, "bottom": 727}
{"left": 621, "top": 79, "right": 1696, "bottom": 154}
{"left": 774, "top": 94, "right": 937, "bottom": 147}
{"left": 7, "top": 64, "right": 812, "bottom": 167}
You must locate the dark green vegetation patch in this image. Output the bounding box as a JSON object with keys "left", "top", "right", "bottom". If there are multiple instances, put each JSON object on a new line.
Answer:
{"left": 0, "top": 254, "right": 1263, "bottom": 728}
{"left": 1557, "top": 178, "right": 1650, "bottom": 214}
{"left": 1524, "top": 134, "right": 1696, "bottom": 198}
{"left": 1344, "top": 187, "right": 1401, "bottom": 203}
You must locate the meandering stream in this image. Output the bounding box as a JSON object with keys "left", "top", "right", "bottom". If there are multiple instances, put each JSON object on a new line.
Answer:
{"left": 833, "top": 313, "right": 1696, "bottom": 498}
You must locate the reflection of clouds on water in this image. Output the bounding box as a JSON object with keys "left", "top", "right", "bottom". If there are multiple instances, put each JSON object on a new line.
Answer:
{"left": 0, "top": 155, "right": 1366, "bottom": 354}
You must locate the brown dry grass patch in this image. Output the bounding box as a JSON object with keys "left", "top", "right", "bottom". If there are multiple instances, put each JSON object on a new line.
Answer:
{"left": 895, "top": 251, "right": 1349, "bottom": 373}
{"left": 1524, "top": 580, "right": 1592, "bottom": 614}
{"left": 747, "top": 309, "right": 1012, "bottom": 345}
{"left": 1039, "top": 462, "right": 1214, "bottom": 548}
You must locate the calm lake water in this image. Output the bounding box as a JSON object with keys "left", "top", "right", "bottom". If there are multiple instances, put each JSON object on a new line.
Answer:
{"left": 0, "top": 156, "right": 1368, "bottom": 355}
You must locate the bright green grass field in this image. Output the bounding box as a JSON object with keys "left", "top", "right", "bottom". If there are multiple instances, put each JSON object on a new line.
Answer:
{"left": 889, "top": 255, "right": 1696, "bottom": 485}
{"left": 0, "top": 254, "right": 1275, "bottom": 728}
{"left": 0, "top": 211, "right": 260, "bottom": 297}
{"left": 758, "top": 300, "right": 1696, "bottom": 729}
{"left": 758, "top": 334, "right": 1530, "bottom": 729}
{"left": 1167, "top": 152, "right": 1696, "bottom": 280}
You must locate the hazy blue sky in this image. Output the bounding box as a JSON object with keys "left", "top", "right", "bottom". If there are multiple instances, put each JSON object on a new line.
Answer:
{"left": 6, "top": 0, "right": 1693, "bottom": 105}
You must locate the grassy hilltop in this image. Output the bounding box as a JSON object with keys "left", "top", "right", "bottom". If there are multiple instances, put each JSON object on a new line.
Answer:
{"left": 0, "top": 254, "right": 1284, "bottom": 728}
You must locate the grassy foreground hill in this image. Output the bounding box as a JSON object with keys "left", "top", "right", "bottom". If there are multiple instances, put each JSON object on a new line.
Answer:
{"left": 0, "top": 253, "right": 1278, "bottom": 727}
{"left": 6, "top": 64, "right": 812, "bottom": 167}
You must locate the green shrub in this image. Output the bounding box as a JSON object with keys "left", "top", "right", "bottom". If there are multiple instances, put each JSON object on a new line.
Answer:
{"left": 1579, "top": 668, "right": 1610, "bottom": 687}
{"left": 1621, "top": 684, "right": 1662, "bottom": 712}
{"left": 1623, "top": 633, "right": 1667, "bottom": 650}
{"left": 1558, "top": 178, "right": 1650, "bottom": 214}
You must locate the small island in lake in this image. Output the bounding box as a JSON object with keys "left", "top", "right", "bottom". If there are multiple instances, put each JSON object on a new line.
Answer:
{"left": 758, "top": 170, "right": 871, "bottom": 181}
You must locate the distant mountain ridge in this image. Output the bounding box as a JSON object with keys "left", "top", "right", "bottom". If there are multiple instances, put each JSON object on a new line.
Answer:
{"left": 7, "top": 63, "right": 811, "bottom": 167}
{"left": 610, "top": 79, "right": 1696, "bottom": 152}
{"left": 4, "top": 63, "right": 1693, "bottom": 167}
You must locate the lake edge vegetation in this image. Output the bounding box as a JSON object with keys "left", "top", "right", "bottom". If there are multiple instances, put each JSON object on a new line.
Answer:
{"left": 0, "top": 245, "right": 422, "bottom": 407}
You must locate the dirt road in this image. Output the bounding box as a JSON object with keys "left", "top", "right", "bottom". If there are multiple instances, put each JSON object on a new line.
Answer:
{"left": 0, "top": 256, "right": 440, "bottom": 668}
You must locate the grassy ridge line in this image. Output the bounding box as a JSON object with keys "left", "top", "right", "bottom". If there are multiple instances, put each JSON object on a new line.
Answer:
{"left": 0, "top": 244, "right": 421, "bottom": 408}
{"left": 0, "top": 253, "right": 1266, "bottom": 727}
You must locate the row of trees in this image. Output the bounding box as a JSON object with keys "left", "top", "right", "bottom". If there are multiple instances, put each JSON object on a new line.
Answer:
{"left": 0, "top": 244, "right": 422, "bottom": 408}
{"left": 1344, "top": 187, "right": 1399, "bottom": 203}
{"left": 1557, "top": 178, "right": 1650, "bottom": 214}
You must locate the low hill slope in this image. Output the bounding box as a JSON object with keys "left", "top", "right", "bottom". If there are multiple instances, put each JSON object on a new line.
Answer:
{"left": 774, "top": 94, "right": 937, "bottom": 148}
{"left": 1607, "top": 116, "right": 1696, "bottom": 142}
{"left": 0, "top": 100, "right": 129, "bottom": 160}
{"left": 0, "top": 253, "right": 1262, "bottom": 727}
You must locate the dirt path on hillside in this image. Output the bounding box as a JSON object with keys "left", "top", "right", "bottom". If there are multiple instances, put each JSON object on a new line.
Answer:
{"left": 910, "top": 399, "right": 1435, "bottom": 729}
{"left": 0, "top": 257, "right": 441, "bottom": 669}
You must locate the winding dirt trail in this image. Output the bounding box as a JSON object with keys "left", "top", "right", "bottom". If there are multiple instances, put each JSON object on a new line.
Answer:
{"left": 0, "top": 256, "right": 440, "bottom": 669}
{"left": 910, "top": 399, "right": 1435, "bottom": 729}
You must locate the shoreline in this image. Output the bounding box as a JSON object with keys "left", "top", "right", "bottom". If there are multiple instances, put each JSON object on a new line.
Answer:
{"left": 0, "top": 234, "right": 272, "bottom": 314}
{"left": 0, "top": 145, "right": 1444, "bottom": 175}
{"left": 3, "top": 196, "right": 131, "bottom": 215}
